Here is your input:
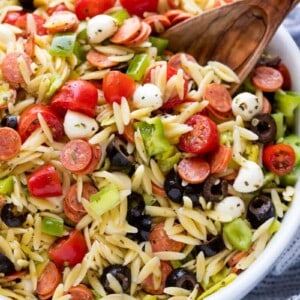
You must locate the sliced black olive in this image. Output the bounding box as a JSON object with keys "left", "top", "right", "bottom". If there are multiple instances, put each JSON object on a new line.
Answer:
{"left": 107, "top": 136, "right": 135, "bottom": 172}
{"left": 127, "top": 215, "right": 152, "bottom": 242}
{"left": 249, "top": 113, "right": 277, "bottom": 144}
{"left": 0, "top": 253, "right": 15, "bottom": 275}
{"left": 202, "top": 176, "right": 228, "bottom": 202}
{"left": 126, "top": 192, "right": 145, "bottom": 225}
{"left": 247, "top": 195, "right": 275, "bottom": 229}
{"left": 166, "top": 268, "right": 197, "bottom": 290}
{"left": 19, "top": 0, "right": 35, "bottom": 11}
{"left": 1, "top": 115, "right": 18, "bottom": 130}
{"left": 194, "top": 235, "right": 225, "bottom": 257}
{"left": 183, "top": 183, "right": 203, "bottom": 206}
{"left": 1, "top": 204, "right": 27, "bottom": 227}
{"left": 100, "top": 264, "right": 131, "bottom": 293}
{"left": 164, "top": 169, "right": 184, "bottom": 203}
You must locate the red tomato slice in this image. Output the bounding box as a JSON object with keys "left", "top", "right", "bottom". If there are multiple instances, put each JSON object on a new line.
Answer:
{"left": 276, "top": 63, "right": 292, "bottom": 91}
{"left": 179, "top": 114, "right": 219, "bottom": 154}
{"left": 50, "top": 80, "right": 98, "bottom": 117}
{"left": 263, "top": 143, "right": 296, "bottom": 175}
{"left": 48, "top": 230, "right": 88, "bottom": 266}
{"left": 3, "top": 11, "right": 25, "bottom": 25}
{"left": 103, "top": 71, "right": 136, "bottom": 104}
{"left": 120, "top": 0, "right": 159, "bottom": 17}
{"left": 177, "top": 157, "right": 210, "bottom": 184}
{"left": 27, "top": 164, "right": 63, "bottom": 198}
{"left": 15, "top": 13, "right": 47, "bottom": 35}
{"left": 167, "top": 53, "right": 196, "bottom": 79}
{"left": 18, "top": 104, "right": 64, "bottom": 142}
{"left": 0, "top": 127, "right": 21, "bottom": 161}
{"left": 74, "top": 0, "right": 116, "bottom": 20}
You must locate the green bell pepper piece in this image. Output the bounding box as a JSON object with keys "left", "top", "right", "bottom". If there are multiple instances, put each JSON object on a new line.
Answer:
{"left": 89, "top": 183, "right": 120, "bottom": 217}
{"left": 45, "top": 74, "right": 63, "bottom": 99}
{"left": 271, "top": 112, "right": 286, "bottom": 140}
{"left": 149, "top": 36, "right": 169, "bottom": 55}
{"left": 0, "top": 176, "right": 14, "bottom": 195}
{"left": 274, "top": 90, "right": 300, "bottom": 128}
{"left": 282, "top": 134, "right": 300, "bottom": 165}
{"left": 155, "top": 145, "right": 181, "bottom": 173}
{"left": 279, "top": 165, "right": 300, "bottom": 187}
{"left": 49, "top": 34, "right": 77, "bottom": 57}
{"left": 41, "top": 216, "right": 64, "bottom": 237}
{"left": 110, "top": 9, "right": 130, "bottom": 26}
{"left": 127, "top": 54, "right": 151, "bottom": 81}
{"left": 135, "top": 117, "right": 172, "bottom": 157}
{"left": 223, "top": 218, "right": 252, "bottom": 251}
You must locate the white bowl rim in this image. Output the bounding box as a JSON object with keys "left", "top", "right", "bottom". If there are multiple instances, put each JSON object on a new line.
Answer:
{"left": 206, "top": 25, "right": 300, "bottom": 300}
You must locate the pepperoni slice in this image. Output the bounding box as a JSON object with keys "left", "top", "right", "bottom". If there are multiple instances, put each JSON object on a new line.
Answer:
{"left": 68, "top": 284, "right": 94, "bottom": 300}
{"left": 86, "top": 50, "right": 119, "bottom": 69}
{"left": 1, "top": 52, "right": 32, "bottom": 86}
{"left": 126, "top": 22, "right": 151, "bottom": 45}
{"left": 261, "top": 96, "right": 272, "bottom": 114}
{"left": 251, "top": 66, "right": 284, "bottom": 92}
{"left": 36, "top": 261, "right": 61, "bottom": 300}
{"left": 143, "top": 14, "right": 171, "bottom": 33}
{"left": 110, "top": 16, "right": 141, "bottom": 44}
{"left": 60, "top": 139, "right": 93, "bottom": 173}
{"left": 43, "top": 11, "right": 79, "bottom": 34}
{"left": 164, "top": 9, "right": 192, "bottom": 25}
{"left": 151, "top": 182, "right": 167, "bottom": 197}
{"left": 209, "top": 145, "right": 233, "bottom": 174}
{"left": 149, "top": 222, "right": 184, "bottom": 252}
{"left": 76, "top": 144, "right": 101, "bottom": 175}
{"left": 204, "top": 83, "right": 232, "bottom": 113}
{"left": 64, "top": 182, "right": 97, "bottom": 223}
{"left": 0, "top": 127, "right": 21, "bottom": 161}
{"left": 276, "top": 63, "right": 292, "bottom": 91}
{"left": 177, "top": 157, "right": 210, "bottom": 184}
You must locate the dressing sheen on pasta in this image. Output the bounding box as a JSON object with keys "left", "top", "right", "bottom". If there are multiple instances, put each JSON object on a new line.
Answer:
{"left": 0, "top": 0, "right": 299, "bottom": 300}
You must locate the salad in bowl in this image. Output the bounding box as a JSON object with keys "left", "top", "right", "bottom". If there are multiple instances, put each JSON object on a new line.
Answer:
{"left": 0, "top": 0, "right": 300, "bottom": 300}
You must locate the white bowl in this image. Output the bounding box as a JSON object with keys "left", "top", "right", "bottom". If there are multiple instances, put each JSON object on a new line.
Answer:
{"left": 207, "top": 25, "right": 300, "bottom": 300}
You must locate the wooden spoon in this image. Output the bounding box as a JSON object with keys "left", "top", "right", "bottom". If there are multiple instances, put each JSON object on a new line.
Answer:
{"left": 161, "top": 0, "right": 299, "bottom": 92}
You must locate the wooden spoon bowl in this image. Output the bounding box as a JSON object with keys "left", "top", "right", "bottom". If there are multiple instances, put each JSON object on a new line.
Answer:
{"left": 161, "top": 0, "right": 299, "bottom": 92}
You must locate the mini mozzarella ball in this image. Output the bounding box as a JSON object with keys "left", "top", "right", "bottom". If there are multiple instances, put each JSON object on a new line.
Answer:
{"left": 232, "top": 92, "right": 262, "bottom": 121}
{"left": 233, "top": 160, "right": 264, "bottom": 193}
{"left": 64, "top": 110, "right": 99, "bottom": 139}
{"left": 87, "top": 15, "right": 118, "bottom": 44}
{"left": 132, "top": 83, "right": 163, "bottom": 109}
{"left": 215, "top": 196, "right": 245, "bottom": 219}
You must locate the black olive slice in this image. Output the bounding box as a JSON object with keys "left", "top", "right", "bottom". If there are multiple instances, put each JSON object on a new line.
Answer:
{"left": 164, "top": 169, "right": 184, "bottom": 203}
{"left": 0, "top": 253, "right": 15, "bottom": 275}
{"left": 183, "top": 183, "right": 203, "bottom": 206}
{"left": 166, "top": 268, "right": 197, "bottom": 290}
{"left": 1, "top": 204, "right": 27, "bottom": 227}
{"left": 202, "top": 176, "right": 228, "bottom": 202}
{"left": 249, "top": 113, "right": 277, "bottom": 144}
{"left": 100, "top": 264, "right": 131, "bottom": 293}
{"left": 195, "top": 235, "right": 225, "bottom": 257}
{"left": 19, "top": 0, "right": 35, "bottom": 11}
{"left": 1, "top": 115, "right": 18, "bottom": 130}
{"left": 107, "top": 136, "right": 135, "bottom": 172}
{"left": 126, "top": 192, "right": 145, "bottom": 224}
{"left": 247, "top": 194, "right": 275, "bottom": 229}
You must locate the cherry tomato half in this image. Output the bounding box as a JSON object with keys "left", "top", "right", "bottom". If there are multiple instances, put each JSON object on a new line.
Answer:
{"left": 3, "top": 11, "right": 25, "bottom": 26}
{"left": 263, "top": 143, "right": 296, "bottom": 175}
{"left": 179, "top": 114, "right": 219, "bottom": 154}
{"left": 46, "top": 4, "right": 68, "bottom": 15}
{"left": 50, "top": 80, "right": 98, "bottom": 117}
{"left": 120, "top": 0, "right": 159, "bottom": 17}
{"left": 48, "top": 230, "right": 88, "bottom": 266}
{"left": 18, "top": 104, "right": 64, "bottom": 142}
{"left": 103, "top": 71, "right": 136, "bottom": 105}
{"left": 27, "top": 164, "right": 63, "bottom": 198}
{"left": 15, "top": 13, "right": 47, "bottom": 35}
{"left": 74, "top": 0, "right": 116, "bottom": 20}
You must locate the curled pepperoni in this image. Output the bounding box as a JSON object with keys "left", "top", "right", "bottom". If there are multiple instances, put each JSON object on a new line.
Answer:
{"left": 110, "top": 16, "right": 141, "bottom": 44}
{"left": 68, "top": 284, "right": 94, "bottom": 300}
{"left": 1, "top": 52, "right": 32, "bottom": 86}
{"left": 76, "top": 144, "right": 101, "bottom": 175}
{"left": 125, "top": 21, "right": 151, "bottom": 45}
{"left": 209, "top": 145, "right": 233, "bottom": 174}
{"left": 251, "top": 66, "right": 284, "bottom": 92}
{"left": 260, "top": 96, "right": 272, "bottom": 114}
{"left": 178, "top": 157, "right": 210, "bottom": 184}
{"left": 0, "top": 127, "right": 21, "bottom": 161}
{"left": 87, "top": 50, "right": 119, "bottom": 69}
{"left": 64, "top": 182, "right": 97, "bottom": 223}
{"left": 36, "top": 261, "right": 61, "bottom": 300}
{"left": 143, "top": 14, "right": 171, "bottom": 33}
{"left": 164, "top": 9, "right": 193, "bottom": 26}
{"left": 60, "top": 139, "right": 93, "bottom": 173}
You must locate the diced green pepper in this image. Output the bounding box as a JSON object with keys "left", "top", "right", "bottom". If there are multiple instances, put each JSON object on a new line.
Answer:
{"left": 271, "top": 112, "right": 286, "bottom": 140}
{"left": 73, "top": 40, "right": 86, "bottom": 63}
{"left": 127, "top": 54, "right": 151, "bottom": 81}
{"left": 45, "top": 74, "right": 63, "bottom": 99}
{"left": 49, "top": 34, "right": 77, "bottom": 57}
{"left": 198, "top": 273, "right": 237, "bottom": 299}
{"left": 41, "top": 216, "right": 64, "bottom": 237}
{"left": 155, "top": 146, "right": 181, "bottom": 173}
{"left": 149, "top": 36, "right": 169, "bottom": 55}
{"left": 263, "top": 172, "right": 276, "bottom": 187}
{"left": 274, "top": 90, "right": 300, "bottom": 128}
{"left": 279, "top": 165, "right": 300, "bottom": 187}
{"left": 223, "top": 218, "right": 252, "bottom": 251}
{"left": 0, "top": 176, "right": 14, "bottom": 195}
{"left": 282, "top": 134, "right": 300, "bottom": 165}
{"left": 110, "top": 9, "right": 130, "bottom": 26}
{"left": 135, "top": 117, "right": 172, "bottom": 157}
{"left": 89, "top": 183, "right": 120, "bottom": 216}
